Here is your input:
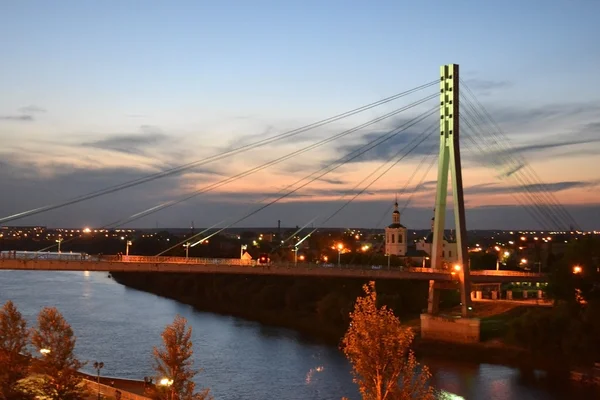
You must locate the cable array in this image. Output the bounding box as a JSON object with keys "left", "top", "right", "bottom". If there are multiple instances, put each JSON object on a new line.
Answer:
{"left": 157, "top": 106, "right": 438, "bottom": 256}
{"left": 459, "top": 79, "right": 579, "bottom": 231}
{"left": 0, "top": 80, "right": 438, "bottom": 225}
{"left": 281, "top": 119, "right": 438, "bottom": 254}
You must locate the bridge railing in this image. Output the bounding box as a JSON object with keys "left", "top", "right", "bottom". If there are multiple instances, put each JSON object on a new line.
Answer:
{"left": 0, "top": 252, "right": 547, "bottom": 278}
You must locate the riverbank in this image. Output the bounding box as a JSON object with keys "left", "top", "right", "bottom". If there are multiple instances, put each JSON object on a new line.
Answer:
{"left": 110, "top": 272, "right": 562, "bottom": 373}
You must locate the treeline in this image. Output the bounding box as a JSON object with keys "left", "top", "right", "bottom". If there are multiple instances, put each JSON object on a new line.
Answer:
{"left": 506, "top": 236, "right": 600, "bottom": 370}
{"left": 111, "top": 273, "right": 458, "bottom": 342}
{"left": 0, "top": 301, "right": 212, "bottom": 400}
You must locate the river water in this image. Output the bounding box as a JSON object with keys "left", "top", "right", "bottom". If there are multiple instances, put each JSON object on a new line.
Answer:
{"left": 0, "top": 270, "right": 596, "bottom": 400}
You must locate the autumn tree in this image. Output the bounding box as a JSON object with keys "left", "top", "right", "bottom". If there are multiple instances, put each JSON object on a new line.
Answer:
{"left": 0, "top": 301, "right": 31, "bottom": 400}
{"left": 27, "top": 307, "right": 87, "bottom": 400}
{"left": 149, "top": 315, "right": 212, "bottom": 400}
{"left": 341, "top": 281, "right": 435, "bottom": 400}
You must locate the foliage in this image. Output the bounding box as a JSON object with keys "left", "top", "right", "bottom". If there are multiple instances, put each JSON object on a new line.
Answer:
{"left": 149, "top": 315, "right": 212, "bottom": 400}
{"left": 0, "top": 301, "right": 31, "bottom": 400}
{"left": 29, "top": 307, "right": 87, "bottom": 400}
{"left": 341, "top": 282, "right": 435, "bottom": 400}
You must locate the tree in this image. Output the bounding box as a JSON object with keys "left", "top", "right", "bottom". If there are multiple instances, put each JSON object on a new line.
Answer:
{"left": 341, "top": 282, "right": 435, "bottom": 400}
{"left": 149, "top": 315, "right": 212, "bottom": 400}
{"left": 28, "top": 307, "right": 86, "bottom": 400}
{"left": 0, "top": 301, "right": 31, "bottom": 400}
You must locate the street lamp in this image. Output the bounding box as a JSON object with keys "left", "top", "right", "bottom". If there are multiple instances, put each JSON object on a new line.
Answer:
{"left": 93, "top": 361, "right": 104, "bottom": 400}
{"left": 337, "top": 243, "right": 343, "bottom": 267}
{"left": 240, "top": 244, "right": 247, "bottom": 259}
{"left": 293, "top": 247, "right": 298, "bottom": 266}
{"left": 183, "top": 242, "right": 190, "bottom": 258}
{"left": 125, "top": 240, "right": 132, "bottom": 256}
{"left": 40, "top": 348, "right": 51, "bottom": 355}
{"left": 55, "top": 237, "right": 63, "bottom": 253}
{"left": 159, "top": 378, "right": 174, "bottom": 400}
{"left": 573, "top": 265, "right": 582, "bottom": 274}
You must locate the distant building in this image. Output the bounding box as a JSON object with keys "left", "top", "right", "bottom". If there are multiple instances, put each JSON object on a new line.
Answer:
{"left": 415, "top": 216, "right": 458, "bottom": 265}
{"left": 385, "top": 201, "right": 408, "bottom": 256}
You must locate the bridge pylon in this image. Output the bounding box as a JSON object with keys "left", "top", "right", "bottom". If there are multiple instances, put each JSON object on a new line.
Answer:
{"left": 428, "top": 64, "right": 472, "bottom": 317}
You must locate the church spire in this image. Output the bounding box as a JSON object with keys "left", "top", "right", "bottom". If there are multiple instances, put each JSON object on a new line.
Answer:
{"left": 392, "top": 198, "right": 400, "bottom": 224}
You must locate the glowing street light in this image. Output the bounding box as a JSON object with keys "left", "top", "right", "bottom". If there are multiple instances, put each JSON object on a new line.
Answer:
{"left": 125, "top": 240, "right": 132, "bottom": 256}
{"left": 183, "top": 242, "right": 191, "bottom": 258}
{"left": 573, "top": 265, "right": 582, "bottom": 274}
{"left": 336, "top": 243, "right": 344, "bottom": 267}
{"left": 40, "top": 348, "right": 51, "bottom": 355}
{"left": 159, "top": 378, "right": 173, "bottom": 386}
{"left": 521, "top": 258, "right": 528, "bottom": 265}
{"left": 55, "top": 237, "right": 63, "bottom": 253}
{"left": 159, "top": 378, "right": 174, "bottom": 400}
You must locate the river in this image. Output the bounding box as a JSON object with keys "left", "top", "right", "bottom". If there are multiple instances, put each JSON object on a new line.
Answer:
{"left": 0, "top": 270, "right": 596, "bottom": 399}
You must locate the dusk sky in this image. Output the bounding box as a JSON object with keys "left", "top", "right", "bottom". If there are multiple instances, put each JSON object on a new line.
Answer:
{"left": 1, "top": 1, "right": 599, "bottom": 230}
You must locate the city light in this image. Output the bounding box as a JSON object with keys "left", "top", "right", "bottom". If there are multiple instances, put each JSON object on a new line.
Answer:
{"left": 40, "top": 348, "right": 51, "bottom": 355}
{"left": 521, "top": 258, "right": 528, "bottom": 264}
{"left": 337, "top": 243, "right": 344, "bottom": 250}
{"left": 159, "top": 378, "right": 173, "bottom": 386}
{"left": 494, "top": 246, "right": 500, "bottom": 251}
{"left": 504, "top": 251, "right": 510, "bottom": 257}
{"left": 83, "top": 227, "right": 91, "bottom": 233}
{"left": 453, "top": 264, "right": 461, "bottom": 272}
{"left": 573, "top": 265, "right": 582, "bottom": 274}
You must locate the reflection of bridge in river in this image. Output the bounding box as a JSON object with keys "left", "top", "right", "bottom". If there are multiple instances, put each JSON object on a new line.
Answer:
{"left": 0, "top": 254, "right": 548, "bottom": 283}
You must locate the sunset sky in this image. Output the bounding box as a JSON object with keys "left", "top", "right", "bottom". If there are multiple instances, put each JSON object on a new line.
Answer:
{"left": 1, "top": 1, "right": 599, "bottom": 230}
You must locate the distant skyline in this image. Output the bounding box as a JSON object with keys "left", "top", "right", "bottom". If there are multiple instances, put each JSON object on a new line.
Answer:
{"left": 1, "top": 1, "right": 599, "bottom": 230}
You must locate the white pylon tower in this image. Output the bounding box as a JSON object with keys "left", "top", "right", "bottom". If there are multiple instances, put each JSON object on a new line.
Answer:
{"left": 428, "top": 64, "right": 472, "bottom": 317}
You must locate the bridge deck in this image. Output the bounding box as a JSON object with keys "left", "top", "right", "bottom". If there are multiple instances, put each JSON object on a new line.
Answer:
{"left": 0, "top": 257, "right": 547, "bottom": 283}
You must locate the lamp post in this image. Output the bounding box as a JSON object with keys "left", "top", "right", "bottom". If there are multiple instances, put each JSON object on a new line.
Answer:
{"left": 293, "top": 247, "right": 298, "bottom": 266}
{"left": 56, "top": 237, "right": 63, "bottom": 253}
{"left": 93, "top": 361, "right": 104, "bottom": 400}
{"left": 240, "top": 244, "right": 247, "bottom": 259}
{"left": 183, "top": 242, "right": 190, "bottom": 258}
{"left": 337, "top": 243, "right": 343, "bottom": 267}
{"left": 159, "top": 378, "right": 174, "bottom": 400}
{"left": 125, "top": 240, "right": 132, "bottom": 256}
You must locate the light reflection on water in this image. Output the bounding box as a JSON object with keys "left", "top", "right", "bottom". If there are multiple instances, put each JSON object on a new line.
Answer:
{"left": 0, "top": 270, "right": 597, "bottom": 400}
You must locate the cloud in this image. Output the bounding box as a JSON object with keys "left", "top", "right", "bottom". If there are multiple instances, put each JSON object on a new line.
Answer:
{"left": 18, "top": 105, "right": 46, "bottom": 114}
{"left": 0, "top": 105, "right": 46, "bottom": 122}
{"left": 329, "top": 114, "right": 439, "bottom": 164}
{"left": 0, "top": 115, "right": 34, "bottom": 121}
{"left": 464, "top": 180, "right": 599, "bottom": 196}
{"left": 80, "top": 125, "right": 169, "bottom": 155}
{"left": 463, "top": 79, "right": 512, "bottom": 95}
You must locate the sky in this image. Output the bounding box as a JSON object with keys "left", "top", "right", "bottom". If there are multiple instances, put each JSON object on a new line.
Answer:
{"left": 1, "top": 0, "right": 599, "bottom": 231}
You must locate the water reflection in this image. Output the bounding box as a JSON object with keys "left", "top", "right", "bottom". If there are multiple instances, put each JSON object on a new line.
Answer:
{"left": 0, "top": 271, "right": 597, "bottom": 400}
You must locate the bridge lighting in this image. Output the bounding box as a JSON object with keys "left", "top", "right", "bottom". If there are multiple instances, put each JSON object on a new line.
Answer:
{"left": 573, "top": 265, "right": 582, "bottom": 274}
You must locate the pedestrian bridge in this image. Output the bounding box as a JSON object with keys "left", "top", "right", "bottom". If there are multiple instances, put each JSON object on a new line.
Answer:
{"left": 0, "top": 254, "right": 548, "bottom": 283}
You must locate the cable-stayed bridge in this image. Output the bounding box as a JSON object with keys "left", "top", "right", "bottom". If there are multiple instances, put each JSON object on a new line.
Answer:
{"left": 0, "top": 64, "right": 575, "bottom": 341}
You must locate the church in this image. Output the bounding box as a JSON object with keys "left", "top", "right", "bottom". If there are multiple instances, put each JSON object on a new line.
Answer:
{"left": 384, "top": 200, "right": 458, "bottom": 266}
